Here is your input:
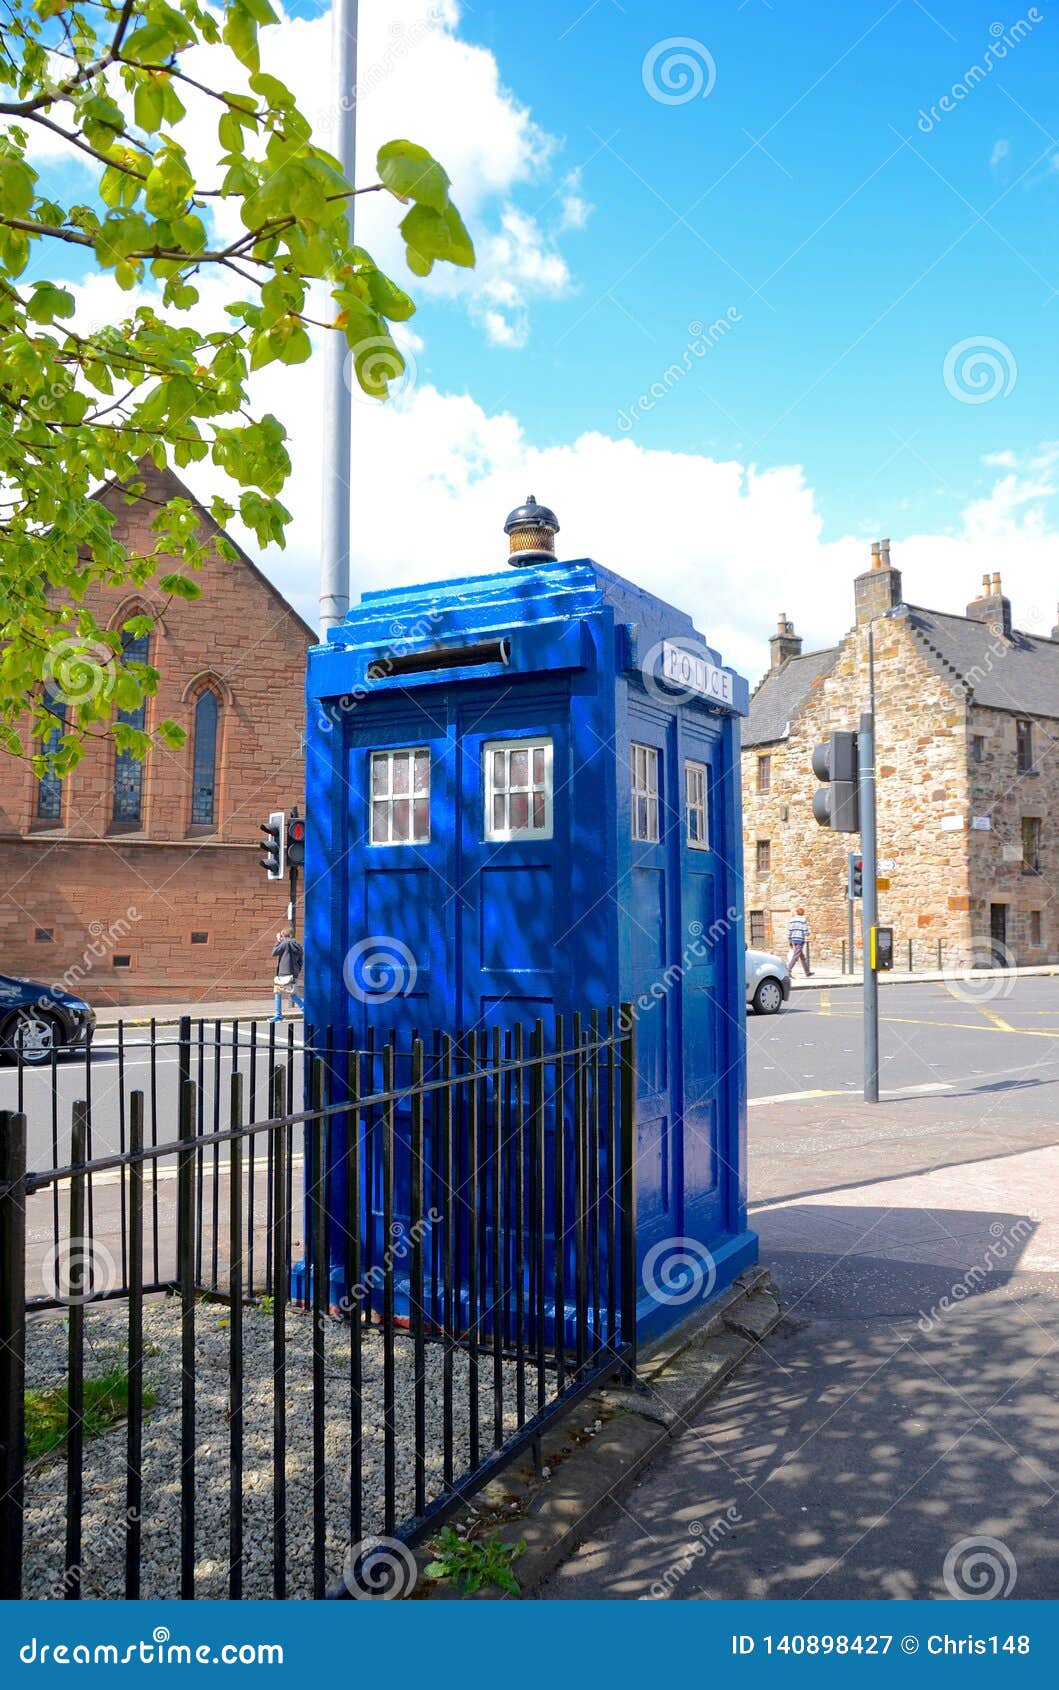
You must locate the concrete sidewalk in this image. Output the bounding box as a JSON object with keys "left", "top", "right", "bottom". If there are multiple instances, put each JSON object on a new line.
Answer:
{"left": 537, "top": 1120, "right": 1059, "bottom": 1600}
{"left": 91, "top": 998, "right": 301, "bottom": 1029}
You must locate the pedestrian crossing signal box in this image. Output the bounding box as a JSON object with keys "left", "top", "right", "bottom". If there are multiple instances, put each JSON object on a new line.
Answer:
{"left": 301, "top": 499, "right": 758, "bottom": 1341}
{"left": 872, "top": 926, "right": 894, "bottom": 972}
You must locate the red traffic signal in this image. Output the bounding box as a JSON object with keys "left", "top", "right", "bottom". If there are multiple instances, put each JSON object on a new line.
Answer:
{"left": 286, "top": 813, "right": 306, "bottom": 868}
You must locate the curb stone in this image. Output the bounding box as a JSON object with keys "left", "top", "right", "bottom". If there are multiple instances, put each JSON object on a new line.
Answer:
{"left": 415, "top": 1265, "right": 782, "bottom": 1600}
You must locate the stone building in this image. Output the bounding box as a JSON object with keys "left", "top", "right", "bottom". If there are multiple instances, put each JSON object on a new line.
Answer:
{"left": 0, "top": 461, "right": 311, "bottom": 1005}
{"left": 741, "top": 542, "right": 1059, "bottom": 970}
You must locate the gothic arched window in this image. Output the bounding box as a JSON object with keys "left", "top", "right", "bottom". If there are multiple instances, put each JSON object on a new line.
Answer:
{"left": 190, "top": 688, "right": 219, "bottom": 826}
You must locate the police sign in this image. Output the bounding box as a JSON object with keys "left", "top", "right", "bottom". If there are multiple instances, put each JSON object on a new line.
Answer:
{"left": 660, "top": 640, "right": 735, "bottom": 706}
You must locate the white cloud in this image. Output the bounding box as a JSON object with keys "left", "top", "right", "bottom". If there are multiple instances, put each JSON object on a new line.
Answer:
{"left": 14, "top": 2, "right": 585, "bottom": 349}
{"left": 213, "top": 332, "right": 1059, "bottom": 679}
{"left": 60, "top": 254, "right": 1059, "bottom": 683}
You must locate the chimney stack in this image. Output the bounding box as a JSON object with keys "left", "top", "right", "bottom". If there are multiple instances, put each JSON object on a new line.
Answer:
{"left": 855, "top": 537, "right": 903, "bottom": 625}
{"left": 966, "top": 569, "right": 1012, "bottom": 638}
{"left": 769, "top": 613, "right": 802, "bottom": 670}
{"left": 1052, "top": 602, "right": 1059, "bottom": 641}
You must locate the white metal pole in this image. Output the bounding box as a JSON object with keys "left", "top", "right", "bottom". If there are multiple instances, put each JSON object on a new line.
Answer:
{"left": 319, "top": 0, "right": 359, "bottom": 634}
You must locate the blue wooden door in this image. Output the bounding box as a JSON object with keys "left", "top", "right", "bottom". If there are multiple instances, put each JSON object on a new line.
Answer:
{"left": 677, "top": 722, "right": 724, "bottom": 1246}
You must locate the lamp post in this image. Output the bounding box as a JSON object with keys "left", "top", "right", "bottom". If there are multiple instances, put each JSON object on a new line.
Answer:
{"left": 319, "top": 0, "right": 359, "bottom": 633}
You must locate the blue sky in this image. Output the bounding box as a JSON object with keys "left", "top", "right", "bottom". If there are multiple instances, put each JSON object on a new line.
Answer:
{"left": 33, "top": 0, "right": 1059, "bottom": 671}
{"left": 400, "top": 0, "right": 1058, "bottom": 539}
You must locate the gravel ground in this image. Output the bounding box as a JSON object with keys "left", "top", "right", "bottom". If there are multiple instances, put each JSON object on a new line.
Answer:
{"left": 22, "top": 1297, "right": 539, "bottom": 1600}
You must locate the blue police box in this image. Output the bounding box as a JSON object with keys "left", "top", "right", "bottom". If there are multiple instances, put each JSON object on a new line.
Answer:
{"left": 303, "top": 498, "right": 757, "bottom": 1339}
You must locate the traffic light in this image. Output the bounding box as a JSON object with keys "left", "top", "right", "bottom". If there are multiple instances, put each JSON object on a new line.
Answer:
{"left": 260, "top": 811, "right": 285, "bottom": 879}
{"left": 286, "top": 810, "right": 306, "bottom": 869}
{"left": 812, "top": 730, "right": 859, "bottom": 831}
{"left": 847, "top": 851, "right": 863, "bottom": 900}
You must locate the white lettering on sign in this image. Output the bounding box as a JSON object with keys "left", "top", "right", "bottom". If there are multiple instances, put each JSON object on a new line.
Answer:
{"left": 660, "top": 641, "right": 735, "bottom": 706}
{"left": 971, "top": 815, "right": 992, "bottom": 830}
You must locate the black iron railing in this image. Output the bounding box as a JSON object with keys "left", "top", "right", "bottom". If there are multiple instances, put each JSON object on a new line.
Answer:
{"left": 0, "top": 1010, "right": 636, "bottom": 1601}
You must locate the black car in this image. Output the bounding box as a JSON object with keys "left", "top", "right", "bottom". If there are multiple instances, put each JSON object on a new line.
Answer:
{"left": 0, "top": 972, "right": 96, "bottom": 1064}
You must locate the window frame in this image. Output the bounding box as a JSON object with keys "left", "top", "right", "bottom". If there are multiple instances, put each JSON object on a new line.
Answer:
{"left": 111, "top": 630, "right": 150, "bottom": 829}
{"left": 685, "top": 759, "right": 710, "bottom": 851}
{"left": 483, "top": 736, "right": 554, "bottom": 842}
{"left": 756, "top": 838, "right": 771, "bottom": 876}
{"left": 631, "top": 742, "right": 660, "bottom": 844}
{"left": 189, "top": 687, "right": 220, "bottom": 828}
{"left": 369, "top": 746, "right": 431, "bottom": 847}
{"left": 971, "top": 734, "right": 985, "bottom": 765}
{"left": 749, "top": 909, "right": 766, "bottom": 948}
{"left": 36, "top": 695, "right": 66, "bottom": 823}
{"left": 1016, "top": 718, "right": 1034, "bottom": 773}
{"left": 1021, "top": 814, "right": 1042, "bottom": 874}
{"left": 1030, "top": 909, "right": 1043, "bottom": 947}
{"left": 756, "top": 753, "right": 771, "bottom": 793}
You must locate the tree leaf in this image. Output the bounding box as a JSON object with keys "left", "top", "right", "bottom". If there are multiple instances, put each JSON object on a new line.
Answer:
{"left": 377, "top": 140, "right": 451, "bottom": 212}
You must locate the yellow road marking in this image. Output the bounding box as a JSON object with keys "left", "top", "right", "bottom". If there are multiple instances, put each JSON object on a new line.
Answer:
{"left": 980, "top": 1007, "right": 1016, "bottom": 1033}
{"left": 819, "top": 989, "right": 832, "bottom": 1015}
{"left": 827, "top": 1011, "right": 1059, "bottom": 1038}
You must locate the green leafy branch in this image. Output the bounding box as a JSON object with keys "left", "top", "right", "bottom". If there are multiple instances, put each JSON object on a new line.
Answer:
{"left": 0, "top": 0, "right": 475, "bottom": 772}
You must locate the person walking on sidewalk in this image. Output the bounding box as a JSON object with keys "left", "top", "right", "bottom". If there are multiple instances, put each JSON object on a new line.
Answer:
{"left": 787, "top": 907, "right": 813, "bottom": 977}
{"left": 271, "top": 925, "right": 304, "bottom": 1021}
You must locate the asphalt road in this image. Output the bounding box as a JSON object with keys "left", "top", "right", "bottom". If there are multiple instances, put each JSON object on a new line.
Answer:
{"left": 750, "top": 976, "right": 1059, "bottom": 1107}
{"left": 748, "top": 977, "right": 1059, "bottom": 1205}
{"left": 0, "top": 1019, "right": 304, "bottom": 1169}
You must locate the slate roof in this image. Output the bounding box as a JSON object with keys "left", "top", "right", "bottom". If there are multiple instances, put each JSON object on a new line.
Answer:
{"left": 743, "top": 603, "right": 1059, "bottom": 747}
{"left": 743, "top": 646, "right": 840, "bottom": 747}
{"left": 901, "top": 605, "right": 1059, "bottom": 720}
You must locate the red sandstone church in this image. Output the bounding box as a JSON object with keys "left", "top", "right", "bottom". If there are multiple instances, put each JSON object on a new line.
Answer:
{"left": 0, "top": 461, "right": 311, "bottom": 1005}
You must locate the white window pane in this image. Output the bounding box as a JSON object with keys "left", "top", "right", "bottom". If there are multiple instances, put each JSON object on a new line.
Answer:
{"left": 484, "top": 737, "right": 552, "bottom": 839}
{"left": 371, "top": 747, "right": 429, "bottom": 845}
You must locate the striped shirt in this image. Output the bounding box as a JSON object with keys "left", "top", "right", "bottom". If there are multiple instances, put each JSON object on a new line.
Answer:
{"left": 788, "top": 917, "right": 810, "bottom": 946}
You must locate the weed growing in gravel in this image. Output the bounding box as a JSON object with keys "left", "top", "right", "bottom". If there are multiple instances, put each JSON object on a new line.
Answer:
{"left": 425, "top": 1528, "right": 525, "bottom": 1596}
{"left": 25, "top": 1369, "right": 158, "bottom": 1462}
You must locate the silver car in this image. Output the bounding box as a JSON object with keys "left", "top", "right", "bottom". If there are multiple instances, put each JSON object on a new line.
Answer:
{"left": 746, "top": 948, "right": 791, "bottom": 1015}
